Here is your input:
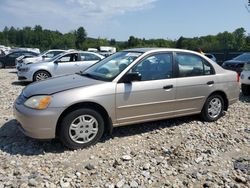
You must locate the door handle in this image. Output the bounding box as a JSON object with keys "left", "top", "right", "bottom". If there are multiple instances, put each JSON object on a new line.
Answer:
{"left": 207, "top": 81, "right": 214, "bottom": 85}
{"left": 163, "top": 85, "right": 173, "bottom": 90}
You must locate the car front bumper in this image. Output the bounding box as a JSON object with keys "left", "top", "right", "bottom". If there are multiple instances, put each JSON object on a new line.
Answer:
{"left": 14, "top": 103, "right": 65, "bottom": 139}
{"left": 17, "top": 70, "right": 33, "bottom": 82}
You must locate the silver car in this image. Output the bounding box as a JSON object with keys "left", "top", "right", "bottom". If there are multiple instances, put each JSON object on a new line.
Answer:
{"left": 17, "top": 51, "right": 104, "bottom": 82}
{"left": 14, "top": 48, "right": 240, "bottom": 149}
{"left": 16, "top": 49, "right": 65, "bottom": 70}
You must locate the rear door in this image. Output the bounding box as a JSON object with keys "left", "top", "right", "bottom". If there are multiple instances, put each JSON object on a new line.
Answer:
{"left": 116, "top": 52, "right": 177, "bottom": 125}
{"left": 175, "top": 52, "right": 216, "bottom": 114}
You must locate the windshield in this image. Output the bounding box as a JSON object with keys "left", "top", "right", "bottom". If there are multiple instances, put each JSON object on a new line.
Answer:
{"left": 82, "top": 51, "right": 142, "bottom": 81}
{"left": 39, "top": 50, "right": 49, "bottom": 57}
{"left": 43, "top": 52, "right": 67, "bottom": 62}
{"left": 243, "top": 63, "right": 250, "bottom": 71}
{"left": 233, "top": 53, "right": 250, "bottom": 61}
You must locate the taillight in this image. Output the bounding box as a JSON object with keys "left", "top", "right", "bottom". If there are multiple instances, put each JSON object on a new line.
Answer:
{"left": 237, "top": 72, "right": 240, "bottom": 82}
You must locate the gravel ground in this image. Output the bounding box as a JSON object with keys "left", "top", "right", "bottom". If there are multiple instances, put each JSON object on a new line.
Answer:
{"left": 0, "top": 68, "right": 249, "bottom": 188}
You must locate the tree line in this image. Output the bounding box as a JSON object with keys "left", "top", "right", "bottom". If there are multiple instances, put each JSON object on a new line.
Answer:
{"left": 0, "top": 25, "right": 249, "bottom": 52}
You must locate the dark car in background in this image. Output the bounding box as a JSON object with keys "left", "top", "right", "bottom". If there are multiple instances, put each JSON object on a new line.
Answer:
{"left": 0, "top": 51, "right": 39, "bottom": 68}
{"left": 222, "top": 53, "right": 250, "bottom": 73}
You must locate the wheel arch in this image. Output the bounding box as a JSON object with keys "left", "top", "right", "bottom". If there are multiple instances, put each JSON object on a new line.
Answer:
{"left": 56, "top": 102, "right": 113, "bottom": 138}
{"left": 32, "top": 69, "right": 52, "bottom": 81}
{"left": 206, "top": 90, "right": 229, "bottom": 111}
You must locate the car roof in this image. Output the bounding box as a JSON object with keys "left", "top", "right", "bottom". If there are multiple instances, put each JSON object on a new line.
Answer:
{"left": 123, "top": 48, "right": 200, "bottom": 54}
{"left": 10, "top": 50, "right": 37, "bottom": 53}
{"left": 47, "top": 49, "right": 65, "bottom": 52}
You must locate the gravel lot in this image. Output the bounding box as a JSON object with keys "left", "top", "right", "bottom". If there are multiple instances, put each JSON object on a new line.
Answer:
{"left": 0, "top": 68, "right": 249, "bottom": 188}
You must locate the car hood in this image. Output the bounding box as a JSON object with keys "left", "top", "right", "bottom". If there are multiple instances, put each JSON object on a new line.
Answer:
{"left": 22, "top": 74, "right": 104, "bottom": 97}
{"left": 23, "top": 56, "right": 42, "bottom": 64}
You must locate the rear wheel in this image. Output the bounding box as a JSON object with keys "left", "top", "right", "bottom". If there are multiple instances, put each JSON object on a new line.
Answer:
{"left": 241, "top": 84, "right": 250, "bottom": 96}
{"left": 59, "top": 108, "right": 104, "bottom": 150}
{"left": 201, "top": 94, "right": 224, "bottom": 122}
{"left": 33, "top": 70, "right": 51, "bottom": 81}
{"left": 0, "top": 61, "right": 4, "bottom": 68}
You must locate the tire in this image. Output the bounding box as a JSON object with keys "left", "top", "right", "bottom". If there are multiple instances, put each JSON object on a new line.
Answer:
{"left": 33, "top": 70, "right": 51, "bottom": 81}
{"left": 59, "top": 108, "right": 104, "bottom": 150}
{"left": 241, "top": 84, "right": 250, "bottom": 96}
{"left": 201, "top": 94, "right": 224, "bottom": 122}
{"left": 0, "top": 61, "right": 4, "bottom": 69}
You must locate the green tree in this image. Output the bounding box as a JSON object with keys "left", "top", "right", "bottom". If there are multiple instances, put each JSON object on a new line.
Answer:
{"left": 75, "top": 27, "right": 87, "bottom": 49}
{"left": 233, "top": 27, "right": 246, "bottom": 50}
{"left": 176, "top": 36, "right": 185, "bottom": 49}
{"left": 110, "top": 38, "right": 116, "bottom": 46}
{"left": 128, "top": 36, "right": 140, "bottom": 47}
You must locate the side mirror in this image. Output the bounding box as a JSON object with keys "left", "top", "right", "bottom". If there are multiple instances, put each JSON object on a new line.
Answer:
{"left": 120, "top": 72, "right": 141, "bottom": 83}
{"left": 42, "top": 55, "right": 47, "bottom": 59}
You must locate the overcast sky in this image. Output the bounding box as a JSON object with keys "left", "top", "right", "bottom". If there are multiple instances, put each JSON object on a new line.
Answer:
{"left": 0, "top": 0, "right": 249, "bottom": 40}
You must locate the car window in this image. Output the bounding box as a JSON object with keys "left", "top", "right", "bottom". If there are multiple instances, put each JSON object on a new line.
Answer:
{"left": 53, "top": 51, "right": 63, "bottom": 56}
{"left": 58, "top": 54, "right": 78, "bottom": 63}
{"left": 46, "top": 52, "right": 56, "bottom": 58}
{"left": 205, "top": 54, "right": 212, "bottom": 58}
{"left": 8, "top": 52, "right": 20, "bottom": 58}
{"left": 176, "top": 53, "right": 213, "bottom": 77}
{"left": 234, "top": 53, "right": 250, "bottom": 61}
{"left": 83, "top": 51, "right": 142, "bottom": 81}
{"left": 22, "top": 52, "right": 34, "bottom": 56}
{"left": 45, "top": 51, "right": 62, "bottom": 58}
{"left": 81, "top": 53, "right": 101, "bottom": 61}
{"left": 130, "top": 53, "right": 173, "bottom": 81}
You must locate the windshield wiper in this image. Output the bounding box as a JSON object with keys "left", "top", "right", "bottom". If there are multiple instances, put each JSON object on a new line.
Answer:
{"left": 78, "top": 72, "right": 101, "bottom": 80}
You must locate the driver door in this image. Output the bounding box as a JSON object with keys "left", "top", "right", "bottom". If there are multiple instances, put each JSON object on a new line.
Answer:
{"left": 53, "top": 53, "right": 79, "bottom": 76}
{"left": 115, "top": 52, "right": 177, "bottom": 125}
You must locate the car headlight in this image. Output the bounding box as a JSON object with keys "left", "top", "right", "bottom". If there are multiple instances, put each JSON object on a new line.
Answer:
{"left": 24, "top": 95, "right": 52, "bottom": 110}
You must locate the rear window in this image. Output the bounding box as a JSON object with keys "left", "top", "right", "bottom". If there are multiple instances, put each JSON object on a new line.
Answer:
{"left": 234, "top": 53, "right": 250, "bottom": 61}
{"left": 176, "top": 53, "right": 214, "bottom": 77}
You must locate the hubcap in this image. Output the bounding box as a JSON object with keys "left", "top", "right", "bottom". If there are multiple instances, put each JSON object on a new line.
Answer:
{"left": 69, "top": 115, "right": 98, "bottom": 144}
{"left": 208, "top": 98, "right": 222, "bottom": 118}
{"left": 36, "top": 72, "right": 49, "bottom": 80}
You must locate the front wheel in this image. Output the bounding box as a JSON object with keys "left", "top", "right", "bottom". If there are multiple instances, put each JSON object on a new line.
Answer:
{"left": 33, "top": 70, "right": 51, "bottom": 81}
{"left": 59, "top": 108, "right": 104, "bottom": 150}
{"left": 201, "top": 94, "right": 224, "bottom": 122}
